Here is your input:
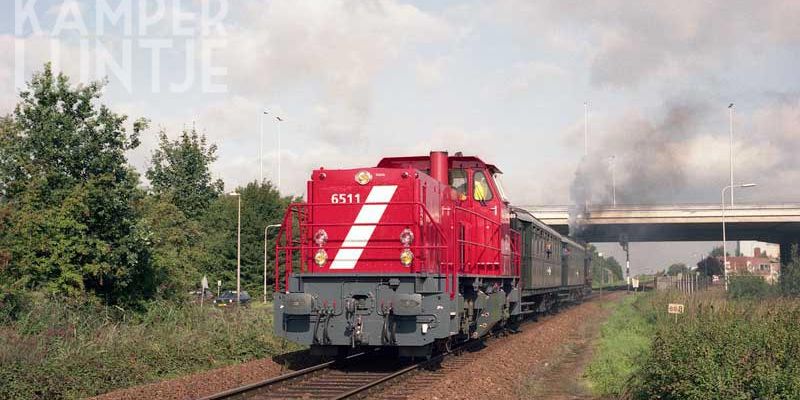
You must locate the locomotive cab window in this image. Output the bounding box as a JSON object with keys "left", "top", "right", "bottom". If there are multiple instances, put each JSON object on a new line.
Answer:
{"left": 449, "top": 169, "right": 467, "bottom": 199}
{"left": 473, "top": 171, "right": 494, "bottom": 202}
{"left": 493, "top": 173, "right": 509, "bottom": 202}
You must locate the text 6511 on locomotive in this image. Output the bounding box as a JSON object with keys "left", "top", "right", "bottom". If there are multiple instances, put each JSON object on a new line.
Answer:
{"left": 273, "top": 152, "right": 591, "bottom": 358}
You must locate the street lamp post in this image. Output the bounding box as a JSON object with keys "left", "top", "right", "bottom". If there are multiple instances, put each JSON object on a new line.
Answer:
{"left": 263, "top": 223, "right": 281, "bottom": 304}
{"left": 259, "top": 110, "right": 268, "bottom": 183}
{"left": 228, "top": 192, "right": 242, "bottom": 304}
{"left": 722, "top": 183, "right": 756, "bottom": 291}
{"left": 728, "top": 103, "right": 735, "bottom": 205}
{"left": 265, "top": 111, "right": 285, "bottom": 192}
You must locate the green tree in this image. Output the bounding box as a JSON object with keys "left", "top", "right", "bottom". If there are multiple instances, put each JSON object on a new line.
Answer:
{"left": 0, "top": 64, "right": 153, "bottom": 303}
{"left": 146, "top": 128, "right": 223, "bottom": 219}
{"left": 0, "top": 115, "right": 16, "bottom": 196}
{"left": 198, "top": 181, "right": 294, "bottom": 296}
{"left": 709, "top": 245, "right": 733, "bottom": 257}
{"left": 666, "top": 263, "right": 689, "bottom": 276}
{"left": 136, "top": 196, "right": 208, "bottom": 299}
{"left": 588, "top": 245, "right": 624, "bottom": 284}
{"left": 696, "top": 256, "right": 723, "bottom": 276}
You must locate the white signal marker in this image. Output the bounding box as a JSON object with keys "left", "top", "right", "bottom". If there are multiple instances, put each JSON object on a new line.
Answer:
{"left": 329, "top": 185, "right": 397, "bottom": 270}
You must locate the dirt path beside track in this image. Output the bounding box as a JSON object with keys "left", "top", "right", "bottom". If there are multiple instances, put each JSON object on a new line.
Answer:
{"left": 408, "top": 292, "right": 623, "bottom": 400}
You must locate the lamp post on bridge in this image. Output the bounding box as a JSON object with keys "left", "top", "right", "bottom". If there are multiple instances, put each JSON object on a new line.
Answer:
{"left": 728, "top": 103, "right": 735, "bottom": 205}
{"left": 609, "top": 155, "right": 616, "bottom": 207}
{"left": 722, "top": 183, "right": 756, "bottom": 291}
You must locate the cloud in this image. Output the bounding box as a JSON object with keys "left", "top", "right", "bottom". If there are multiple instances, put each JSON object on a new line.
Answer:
{"left": 566, "top": 93, "right": 800, "bottom": 207}
{"left": 488, "top": 60, "right": 568, "bottom": 98}
{"left": 216, "top": 1, "right": 454, "bottom": 144}
{"left": 492, "top": 0, "right": 800, "bottom": 89}
{"left": 414, "top": 55, "right": 450, "bottom": 88}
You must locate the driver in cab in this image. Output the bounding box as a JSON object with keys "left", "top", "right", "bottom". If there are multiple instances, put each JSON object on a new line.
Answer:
{"left": 474, "top": 173, "right": 489, "bottom": 206}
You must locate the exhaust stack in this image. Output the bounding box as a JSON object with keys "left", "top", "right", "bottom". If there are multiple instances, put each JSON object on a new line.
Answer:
{"left": 430, "top": 151, "right": 449, "bottom": 184}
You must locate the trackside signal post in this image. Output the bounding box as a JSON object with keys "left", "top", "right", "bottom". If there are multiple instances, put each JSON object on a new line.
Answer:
{"left": 619, "top": 234, "right": 630, "bottom": 291}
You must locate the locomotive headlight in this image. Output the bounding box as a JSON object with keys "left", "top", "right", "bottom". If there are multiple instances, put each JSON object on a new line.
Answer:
{"left": 314, "top": 229, "right": 328, "bottom": 246}
{"left": 399, "top": 228, "right": 414, "bottom": 246}
{"left": 400, "top": 249, "right": 414, "bottom": 266}
{"left": 355, "top": 170, "right": 372, "bottom": 185}
{"left": 314, "top": 249, "right": 328, "bottom": 266}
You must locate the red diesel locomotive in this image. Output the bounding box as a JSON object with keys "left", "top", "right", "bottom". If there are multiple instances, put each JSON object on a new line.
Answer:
{"left": 273, "top": 151, "right": 590, "bottom": 358}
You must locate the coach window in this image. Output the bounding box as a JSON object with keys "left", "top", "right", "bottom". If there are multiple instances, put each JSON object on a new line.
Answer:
{"left": 473, "top": 171, "right": 494, "bottom": 203}
{"left": 449, "top": 169, "right": 467, "bottom": 199}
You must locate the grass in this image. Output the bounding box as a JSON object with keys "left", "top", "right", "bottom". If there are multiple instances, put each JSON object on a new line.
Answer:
{"left": 585, "top": 294, "right": 654, "bottom": 396}
{"left": 587, "top": 288, "right": 800, "bottom": 399}
{"left": 0, "top": 294, "right": 301, "bottom": 399}
{"left": 631, "top": 291, "right": 800, "bottom": 399}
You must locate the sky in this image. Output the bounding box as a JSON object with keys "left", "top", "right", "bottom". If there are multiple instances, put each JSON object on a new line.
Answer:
{"left": 3, "top": 0, "right": 800, "bottom": 272}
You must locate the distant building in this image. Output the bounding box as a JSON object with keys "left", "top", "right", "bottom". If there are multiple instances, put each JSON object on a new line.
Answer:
{"left": 738, "top": 240, "right": 780, "bottom": 258}
{"left": 722, "top": 247, "right": 781, "bottom": 284}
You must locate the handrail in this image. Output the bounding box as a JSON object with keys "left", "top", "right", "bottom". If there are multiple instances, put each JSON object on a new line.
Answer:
{"left": 453, "top": 205, "right": 521, "bottom": 278}
{"left": 275, "top": 200, "right": 454, "bottom": 297}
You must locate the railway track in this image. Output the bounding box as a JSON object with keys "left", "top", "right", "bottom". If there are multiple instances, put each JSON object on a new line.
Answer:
{"left": 198, "top": 349, "right": 430, "bottom": 400}
{"left": 200, "top": 331, "right": 530, "bottom": 400}
{"left": 201, "top": 294, "right": 606, "bottom": 400}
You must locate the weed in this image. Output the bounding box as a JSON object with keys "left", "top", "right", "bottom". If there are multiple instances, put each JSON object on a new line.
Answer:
{"left": 0, "top": 297, "right": 301, "bottom": 399}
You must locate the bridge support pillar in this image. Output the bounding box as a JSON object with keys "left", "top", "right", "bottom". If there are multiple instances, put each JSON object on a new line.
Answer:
{"left": 780, "top": 240, "right": 798, "bottom": 266}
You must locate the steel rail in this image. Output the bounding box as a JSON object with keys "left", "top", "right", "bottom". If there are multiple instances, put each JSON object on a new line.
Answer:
{"left": 198, "top": 351, "right": 367, "bottom": 400}
{"left": 331, "top": 349, "right": 454, "bottom": 400}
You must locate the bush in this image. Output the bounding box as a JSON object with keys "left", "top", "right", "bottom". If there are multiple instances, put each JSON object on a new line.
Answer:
{"left": 0, "top": 286, "right": 30, "bottom": 324}
{"left": 0, "top": 297, "right": 300, "bottom": 399}
{"left": 728, "top": 275, "right": 774, "bottom": 299}
{"left": 629, "top": 294, "right": 800, "bottom": 399}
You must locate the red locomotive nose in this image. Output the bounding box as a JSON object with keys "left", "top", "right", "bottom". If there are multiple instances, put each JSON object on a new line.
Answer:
{"left": 273, "top": 152, "right": 591, "bottom": 360}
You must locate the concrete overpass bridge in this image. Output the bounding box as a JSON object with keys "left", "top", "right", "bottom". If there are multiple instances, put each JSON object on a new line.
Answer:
{"left": 521, "top": 204, "right": 800, "bottom": 264}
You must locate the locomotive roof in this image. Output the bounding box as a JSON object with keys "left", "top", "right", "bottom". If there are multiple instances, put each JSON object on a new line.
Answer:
{"left": 376, "top": 155, "right": 502, "bottom": 174}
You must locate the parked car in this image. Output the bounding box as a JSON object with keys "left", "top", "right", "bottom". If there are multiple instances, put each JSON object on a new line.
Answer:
{"left": 213, "top": 290, "right": 251, "bottom": 307}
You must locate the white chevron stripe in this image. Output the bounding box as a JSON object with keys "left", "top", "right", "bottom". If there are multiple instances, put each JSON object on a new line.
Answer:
{"left": 329, "top": 185, "right": 397, "bottom": 270}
